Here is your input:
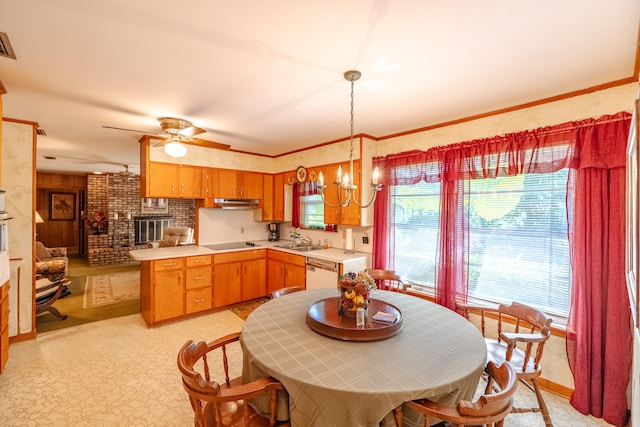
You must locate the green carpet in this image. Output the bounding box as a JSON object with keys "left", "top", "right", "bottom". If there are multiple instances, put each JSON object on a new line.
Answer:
{"left": 36, "top": 257, "right": 141, "bottom": 334}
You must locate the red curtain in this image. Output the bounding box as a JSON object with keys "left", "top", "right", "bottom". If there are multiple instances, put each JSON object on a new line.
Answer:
{"left": 292, "top": 183, "right": 301, "bottom": 228}
{"left": 566, "top": 115, "right": 632, "bottom": 427}
{"left": 372, "top": 112, "right": 633, "bottom": 424}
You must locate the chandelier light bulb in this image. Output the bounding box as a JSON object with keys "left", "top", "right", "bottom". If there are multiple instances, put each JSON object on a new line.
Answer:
{"left": 164, "top": 140, "right": 187, "bottom": 158}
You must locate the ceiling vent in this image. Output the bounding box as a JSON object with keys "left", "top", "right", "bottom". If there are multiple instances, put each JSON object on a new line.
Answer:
{"left": 0, "top": 32, "right": 16, "bottom": 59}
{"left": 37, "top": 128, "right": 47, "bottom": 136}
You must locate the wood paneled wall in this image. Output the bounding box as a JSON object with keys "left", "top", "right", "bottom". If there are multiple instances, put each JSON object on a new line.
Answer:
{"left": 36, "top": 173, "right": 86, "bottom": 253}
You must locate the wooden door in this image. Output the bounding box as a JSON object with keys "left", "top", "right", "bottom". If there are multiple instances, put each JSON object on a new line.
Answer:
{"left": 240, "top": 172, "right": 264, "bottom": 199}
{"left": 213, "top": 262, "right": 242, "bottom": 307}
{"left": 216, "top": 169, "right": 239, "bottom": 198}
{"left": 154, "top": 269, "right": 184, "bottom": 322}
{"left": 267, "top": 258, "right": 285, "bottom": 294}
{"left": 243, "top": 258, "right": 267, "bottom": 300}
{"left": 148, "top": 162, "right": 179, "bottom": 198}
{"left": 179, "top": 165, "right": 203, "bottom": 198}
{"left": 260, "top": 174, "right": 274, "bottom": 221}
{"left": 285, "top": 263, "right": 306, "bottom": 288}
{"left": 273, "top": 173, "right": 285, "bottom": 221}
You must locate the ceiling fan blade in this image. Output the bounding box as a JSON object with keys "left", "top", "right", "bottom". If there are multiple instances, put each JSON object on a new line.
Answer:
{"left": 178, "top": 126, "right": 206, "bottom": 137}
{"left": 102, "top": 125, "right": 154, "bottom": 135}
{"left": 183, "top": 137, "right": 231, "bottom": 151}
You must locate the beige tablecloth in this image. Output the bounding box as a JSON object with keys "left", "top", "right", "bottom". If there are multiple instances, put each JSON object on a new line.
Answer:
{"left": 240, "top": 288, "right": 486, "bottom": 427}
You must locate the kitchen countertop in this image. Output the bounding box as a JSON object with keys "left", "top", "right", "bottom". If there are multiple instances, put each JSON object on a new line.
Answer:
{"left": 129, "top": 239, "right": 370, "bottom": 264}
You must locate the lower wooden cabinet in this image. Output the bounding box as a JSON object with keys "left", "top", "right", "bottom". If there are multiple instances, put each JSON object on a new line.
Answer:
{"left": 140, "top": 254, "right": 212, "bottom": 326}
{"left": 267, "top": 250, "right": 306, "bottom": 295}
{"left": 213, "top": 249, "right": 267, "bottom": 307}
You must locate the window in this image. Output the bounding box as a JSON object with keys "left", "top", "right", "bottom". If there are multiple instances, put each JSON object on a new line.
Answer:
{"left": 391, "top": 169, "right": 571, "bottom": 317}
{"left": 300, "top": 194, "right": 325, "bottom": 229}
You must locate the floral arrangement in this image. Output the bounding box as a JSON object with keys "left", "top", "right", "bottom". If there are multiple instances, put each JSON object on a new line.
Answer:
{"left": 85, "top": 211, "right": 108, "bottom": 235}
{"left": 338, "top": 270, "right": 376, "bottom": 316}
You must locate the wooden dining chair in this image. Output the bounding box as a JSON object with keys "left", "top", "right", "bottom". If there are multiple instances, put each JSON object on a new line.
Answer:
{"left": 365, "top": 269, "right": 409, "bottom": 293}
{"left": 177, "top": 332, "right": 290, "bottom": 427}
{"left": 394, "top": 361, "right": 517, "bottom": 427}
{"left": 269, "top": 286, "right": 304, "bottom": 299}
{"left": 456, "top": 301, "right": 554, "bottom": 427}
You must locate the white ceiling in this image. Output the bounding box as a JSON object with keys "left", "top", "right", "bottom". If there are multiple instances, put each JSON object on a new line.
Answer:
{"left": 0, "top": 0, "right": 638, "bottom": 176}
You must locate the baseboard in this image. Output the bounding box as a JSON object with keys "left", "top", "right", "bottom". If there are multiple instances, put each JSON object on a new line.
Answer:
{"left": 538, "top": 377, "right": 573, "bottom": 398}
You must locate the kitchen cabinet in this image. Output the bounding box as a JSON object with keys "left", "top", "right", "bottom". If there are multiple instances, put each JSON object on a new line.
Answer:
{"left": 255, "top": 174, "right": 274, "bottom": 221}
{"left": 215, "top": 169, "right": 263, "bottom": 199}
{"left": 267, "top": 249, "right": 306, "bottom": 295}
{"left": 213, "top": 249, "right": 267, "bottom": 307}
{"left": 0, "top": 281, "right": 8, "bottom": 373}
{"left": 140, "top": 254, "right": 212, "bottom": 325}
{"left": 273, "top": 173, "right": 285, "bottom": 221}
{"left": 146, "top": 162, "right": 203, "bottom": 199}
{"left": 322, "top": 161, "right": 361, "bottom": 226}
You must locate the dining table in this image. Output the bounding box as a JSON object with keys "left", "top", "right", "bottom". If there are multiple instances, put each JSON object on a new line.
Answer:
{"left": 240, "top": 288, "right": 487, "bottom": 427}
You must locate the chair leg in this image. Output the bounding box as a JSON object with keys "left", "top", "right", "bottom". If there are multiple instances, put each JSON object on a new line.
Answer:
{"left": 45, "top": 306, "right": 67, "bottom": 320}
{"left": 531, "top": 378, "right": 553, "bottom": 427}
{"left": 393, "top": 405, "right": 403, "bottom": 427}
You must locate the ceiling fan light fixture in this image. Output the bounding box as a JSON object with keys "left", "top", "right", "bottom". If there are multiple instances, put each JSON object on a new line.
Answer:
{"left": 164, "top": 140, "right": 187, "bottom": 158}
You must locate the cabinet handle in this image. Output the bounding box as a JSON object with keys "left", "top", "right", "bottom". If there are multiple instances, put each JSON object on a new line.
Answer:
{"left": 171, "top": 183, "right": 175, "bottom": 193}
{"left": 182, "top": 183, "right": 185, "bottom": 193}
{"left": 194, "top": 276, "right": 205, "bottom": 280}
{"left": 194, "top": 298, "right": 204, "bottom": 303}
{"left": 163, "top": 262, "right": 177, "bottom": 267}
{"left": 194, "top": 259, "right": 204, "bottom": 263}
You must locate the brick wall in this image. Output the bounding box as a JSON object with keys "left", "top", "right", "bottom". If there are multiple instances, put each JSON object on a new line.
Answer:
{"left": 86, "top": 174, "right": 196, "bottom": 266}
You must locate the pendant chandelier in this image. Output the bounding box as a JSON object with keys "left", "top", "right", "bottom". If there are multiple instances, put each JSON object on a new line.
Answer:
{"left": 317, "top": 70, "right": 381, "bottom": 208}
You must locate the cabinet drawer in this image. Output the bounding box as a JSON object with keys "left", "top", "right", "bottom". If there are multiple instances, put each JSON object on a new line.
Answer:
{"left": 268, "top": 249, "right": 306, "bottom": 266}
{"left": 186, "top": 266, "right": 212, "bottom": 289}
{"left": 154, "top": 258, "right": 184, "bottom": 271}
{"left": 186, "top": 288, "right": 212, "bottom": 314}
{"left": 186, "top": 255, "right": 212, "bottom": 267}
{"left": 214, "top": 249, "right": 266, "bottom": 264}
{"left": 1, "top": 282, "right": 8, "bottom": 301}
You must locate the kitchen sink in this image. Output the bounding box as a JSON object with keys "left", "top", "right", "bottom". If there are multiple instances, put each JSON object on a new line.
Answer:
{"left": 274, "top": 243, "right": 324, "bottom": 252}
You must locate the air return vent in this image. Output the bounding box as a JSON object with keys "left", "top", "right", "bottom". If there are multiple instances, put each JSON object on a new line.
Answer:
{"left": 37, "top": 128, "right": 47, "bottom": 136}
{"left": 0, "top": 32, "right": 16, "bottom": 59}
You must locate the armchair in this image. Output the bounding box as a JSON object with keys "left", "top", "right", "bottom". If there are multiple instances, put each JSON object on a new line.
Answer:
{"left": 147, "top": 226, "right": 194, "bottom": 248}
{"left": 35, "top": 241, "right": 68, "bottom": 282}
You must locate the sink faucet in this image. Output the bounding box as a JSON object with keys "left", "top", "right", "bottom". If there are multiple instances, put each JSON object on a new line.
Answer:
{"left": 301, "top": 236, "right": 314, "bottom": 246}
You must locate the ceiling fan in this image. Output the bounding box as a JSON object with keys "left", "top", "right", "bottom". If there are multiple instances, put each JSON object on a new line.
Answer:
{"left": 103, "top": 117, "right": 231, "bottom": 157}
{"left": 116, "top": 164, "right": 138, "bottom": 181}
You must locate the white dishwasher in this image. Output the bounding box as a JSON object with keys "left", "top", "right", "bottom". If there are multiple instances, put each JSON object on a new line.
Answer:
{"left": 305, "top": 257, "right": 339, "bottom": 290}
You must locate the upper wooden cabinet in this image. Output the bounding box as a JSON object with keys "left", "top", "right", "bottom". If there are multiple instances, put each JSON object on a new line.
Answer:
{"left": 255, "top": 173, "right": 286, "bottom": 222}
{"left": 146, "top": 162, "right": 203, "bottom": 199}
{"left": 322, "top": 160, "right": 361, "bottom": 226}
{"left": 215, "top": 169, "right": 263, "bottom": 199}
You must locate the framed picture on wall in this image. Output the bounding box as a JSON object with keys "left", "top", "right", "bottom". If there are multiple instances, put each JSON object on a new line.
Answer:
{"left": 49, "top": 192, "right": 76, "bottom": 221}
{"left": 141, "top": 198, "right": 168, "bottom": 214}
{"left": 626, "top": 97, "right": 639, "bottom": 329}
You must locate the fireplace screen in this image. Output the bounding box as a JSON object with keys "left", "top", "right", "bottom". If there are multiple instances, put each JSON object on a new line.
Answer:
{"left": 134, "top": 216, "right": 173, "bottom": 245}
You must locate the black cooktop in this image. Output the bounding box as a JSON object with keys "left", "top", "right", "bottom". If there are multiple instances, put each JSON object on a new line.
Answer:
{"left": 204, "top": 241, "right": 261, "bottom": 251}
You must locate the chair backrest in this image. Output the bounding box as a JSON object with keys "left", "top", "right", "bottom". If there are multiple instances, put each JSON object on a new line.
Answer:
{"left": 270, "top": 286, "right": 304, "bottom": 299}
{"left": 365, "top": 269, "right": 408, "bottom": 293}
{"left": 401, "top": 361, "right": 517, "bottom": 427}
{"left": 177, "top": 332, "right": 284, "bottom": 426}
{"left": 162, "top": 226, "right": 194, "bottom": 245}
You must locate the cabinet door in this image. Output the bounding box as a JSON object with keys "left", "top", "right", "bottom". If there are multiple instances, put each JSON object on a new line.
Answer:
{"left": 217, "top": 169, "right": 239, "bottom": 198}
{"left": 203, "top": 168, "right": 216, "bottom": 207}
{"left": 154, "top": 269, "right": 184, "bottom": 322}
{"left": 273, "top": 173, "right": 285, "bottom": 221}
{"left": 213, "top": 262, "right": 242, "bottom": 307}
{"left": 148, "top": 162, "right": 179, "bottom": 198}
{"left": 267, "top": 258, "right": 285, "bottom": 294}
{"left": 285, "top": 263, "right": 306, "bottom": 288}
{"left": 241, "top": 172, "right": 264, "bottom": 199}
{"left": 323, "top": 164, "right": 341, "bottom": 224}
{"left": 179, "top": 165, "right": 204, "bottom": 198}
{"left": 260, "top": 174, "right": 274, "bottom": 221}
{"left": 243, "top": 258, "right": 267, "bottom": 301}
{"left": 340, "top": 161, "right": 361, "bottom": 225}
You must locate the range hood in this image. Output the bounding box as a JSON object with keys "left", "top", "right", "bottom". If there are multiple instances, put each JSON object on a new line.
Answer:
{"left": 213, "top": 198, "right": 260, "bottom": 210}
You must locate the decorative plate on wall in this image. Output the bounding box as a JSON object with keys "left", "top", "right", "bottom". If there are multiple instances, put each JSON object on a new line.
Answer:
{"left": 287, "top": 175, "right": 295, "bottom": 185}
{"left": 296, "top": 166, "right": 307, "bottom": 182}
{"left": 309, "top": 171, "right": 317, "bottom": 182}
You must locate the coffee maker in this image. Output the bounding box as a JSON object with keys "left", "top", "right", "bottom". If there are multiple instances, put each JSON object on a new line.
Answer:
{"left": 267, "top": 223, "right": 280, "bottom": 241}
